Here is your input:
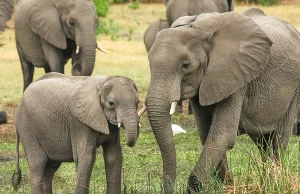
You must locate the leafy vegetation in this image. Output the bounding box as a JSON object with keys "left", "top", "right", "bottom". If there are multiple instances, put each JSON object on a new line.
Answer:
{"left": 1, "top": 3, "right": 300, "bottom": 193}
{"left": 93, "top": 0, "right": 110, "bottom": 17}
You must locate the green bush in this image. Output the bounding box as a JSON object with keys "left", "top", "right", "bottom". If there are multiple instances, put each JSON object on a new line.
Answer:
{"left": 97, "top": 19, "right": 120, "bottom": 40}
{"left": 258, "top": 0, "right": 278, "bottom": 6}
{"left": 93, "top": 0, "right": 110, "bottom": 17}
{"left": 128, "top": 0, "right": 140, "bottom": 9}
{"left": 235, "top": 0, "right": 278, "bottom": 6}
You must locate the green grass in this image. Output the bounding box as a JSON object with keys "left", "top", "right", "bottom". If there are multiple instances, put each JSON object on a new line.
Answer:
{"left": 1, "top": 2, "right": 300, "bottom": 193}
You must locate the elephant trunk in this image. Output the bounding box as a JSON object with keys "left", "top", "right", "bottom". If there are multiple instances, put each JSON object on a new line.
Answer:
{"left": 122, "top": 110, "right": 139, "bottom": 147}
{"left": 146, "top": 85, "right": 176, "bottom": 194}
{"left": 75, "top": 24, "right": 97, "bottom": 76}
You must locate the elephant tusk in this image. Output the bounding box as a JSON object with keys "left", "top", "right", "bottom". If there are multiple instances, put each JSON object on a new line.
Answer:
{"left": 97, "top": 46, "right": 108, "bottom": 53}
{"left": 118, "top": 123, "right": 121, "bottom": 128}
{"left": 138, "top": 106, "right": 147, "bottom": 116}
{"left": 76, "top": 46, "right": 80, "bottom": 54}
{"left": 139, "top": 123, "right": 142, "bottom": 128}
{"left": 170, "top": 101, "right": 178, "bottom": 115}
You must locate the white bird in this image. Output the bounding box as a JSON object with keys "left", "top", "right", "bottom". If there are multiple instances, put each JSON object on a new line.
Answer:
{"left": 171, "top": 124, "right": 186, "bottom": 136}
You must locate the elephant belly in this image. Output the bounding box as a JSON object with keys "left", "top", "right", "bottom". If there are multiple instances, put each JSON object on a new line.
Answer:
{"left": 239, "top": 71, "right": 299, "bottom": 135}
{"left": 38, "top": 128, "right": 74, "bottom": 162}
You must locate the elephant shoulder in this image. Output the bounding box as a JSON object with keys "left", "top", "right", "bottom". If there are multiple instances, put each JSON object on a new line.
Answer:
{"left": 242, "top": 8, "right": 266, "bottom": 18}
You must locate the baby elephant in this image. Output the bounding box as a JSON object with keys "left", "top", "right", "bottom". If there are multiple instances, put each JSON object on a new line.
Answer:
{"left": 12, "top": 72, "right": 141, "bottom": 194}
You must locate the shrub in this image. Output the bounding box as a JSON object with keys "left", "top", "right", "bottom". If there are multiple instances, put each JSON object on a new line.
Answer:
{"left": 97, "top": 19, "right": 120, "bottom": 40}
{"left": 93, "top": 0, "right": 110, "bottom": 17}
{"left": 258, "top": 0, "right": 278, "bottom": 6}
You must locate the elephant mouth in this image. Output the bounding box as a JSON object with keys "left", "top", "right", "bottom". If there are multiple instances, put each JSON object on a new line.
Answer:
{"left": 108, "top": 120, "right": 124, "bottom": 129}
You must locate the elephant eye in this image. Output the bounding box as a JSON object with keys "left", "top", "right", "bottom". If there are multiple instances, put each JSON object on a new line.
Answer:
{"left": 68, "top": 20, "right": 75, "bottom": 28}
{"left": 108, "top": 101, "right": 115, "bottom": 108}
{"left": 181, "top": 60, "right": 190, "bottom": 72}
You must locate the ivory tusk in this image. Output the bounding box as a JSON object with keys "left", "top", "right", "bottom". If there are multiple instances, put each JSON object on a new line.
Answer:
{"left": 170, "top": 101, "right": 178, "bottom": 115}
{"left": 139, "top": 123, "right": 141, "bottom": 128}
{"left": 118, "top": 123, "right": 121, "bottom": 128}
{"left": 97, "top": 46, "right": 108, "bottom": 53}
{"left": 76, "top": 46, "right": 80, "bottom": 54}
{"left": 138, "top": 106, "right": 147, "bottom": 116}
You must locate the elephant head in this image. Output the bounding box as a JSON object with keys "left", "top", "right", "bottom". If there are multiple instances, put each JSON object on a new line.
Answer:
{"left": 27, "top": 0, "right": 99, "bottom": 75}
{"left": 0, "top": 0, "right": 14, "bottom": 31}
{"left": 165, "top": 0, "right": 232, "bottom": 26}
{"left": 146, "top": 12, "right": 272, "bottom": 193}
{"left": 69, "top": 76, "right": 140, "bottom": 147}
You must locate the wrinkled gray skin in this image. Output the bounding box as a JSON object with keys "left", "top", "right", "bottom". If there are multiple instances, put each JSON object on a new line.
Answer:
{"left": 12, "top": 73, "right": 140, "bottom": 194}
{"left": 15, "top": 0, "right": 99, "bottom": 91}
{"left": 146, "top": 8, "right": 300, "bottom": 193}
{"left": 164, "top": 0, "right": 233, "bottom": 26}
{"left": 144, "top": 19, "right": 169, "bottom": 53}
{"left": 0, "top": 0, "right": 13, "bottom": 31}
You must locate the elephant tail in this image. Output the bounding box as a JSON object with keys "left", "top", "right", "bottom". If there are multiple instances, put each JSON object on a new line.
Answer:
{"left": 12, "top": 131, "right": 22, "bottom": 190}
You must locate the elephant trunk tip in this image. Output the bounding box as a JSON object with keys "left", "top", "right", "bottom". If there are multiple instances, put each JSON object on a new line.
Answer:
{"left": 126, "top": 140, "right": 136, "bottom": 147}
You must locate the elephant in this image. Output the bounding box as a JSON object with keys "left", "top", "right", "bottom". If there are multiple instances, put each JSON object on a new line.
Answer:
{"left": 144, "top": 19, "right": 169, "bottom": 53}
{"left": 0, "top": 0, "right": 13, "bottom": 31}
{"left": 12, "top": 72, "right": 142, "bottom": 194}
{"left": 164, "top": 0, "right": 233, "bottom": 26}
{"left": 0, "top": 111, "right": 7, "bottom": 124}
{"left": 15, "top": 0, "right": 101, "bottom": 91}
{"left": 145, "top": 8, "right": 300, "bottom": 193}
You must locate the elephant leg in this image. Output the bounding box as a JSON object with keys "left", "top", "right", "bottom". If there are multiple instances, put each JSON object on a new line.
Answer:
{"left": 17, "top": 41, "right": 35, "bottom": 91}
{"left": 274, "top": 91, "right": 300, "bottom": 162}
{"left": 250, "top": 133, "right": 274, "bottom": 162}
{"left": 190, "top": 96, "right": 232, "bottom": 184}
{"left": 177, "top": 100, "right": 183, "bottom": 113}
{"left": 74, "top": 145, "right": 96, "bottom": 194}
{"left": 24, "top": 145, "right": 48, "bottom": 194}
{"left": 188, "top": 101, "right": 193, "bottom": 115}
{"left": 103, "top": 135, "right": 122, "bottom": 194}
{"left": 216, "top": 153, "right": 233, "bottom": 184}
{"left": 188, "top": 87, "right": 245, "bottom": 193}
{"left": 44, "top": 66, "right": 51, "bottom": 74}
{"left": 42, "top": 162, "right": 61, "bottom": 194}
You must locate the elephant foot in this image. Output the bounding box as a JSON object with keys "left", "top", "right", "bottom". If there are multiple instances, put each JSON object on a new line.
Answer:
{"left": 187, "top": 176, "right": 202, "bottom": 194}
{"left": 0, "top": 111, "right": 8, "bottom": 124}
{"left": 177, "top": 105, "right": 183, "bottom": 113}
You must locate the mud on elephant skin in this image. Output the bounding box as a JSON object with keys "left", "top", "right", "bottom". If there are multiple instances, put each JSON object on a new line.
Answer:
{"left": 15, "top": 0, "right": 103, "bottom": 91}
{"left": 146, "top": 8, "right": 300, "bottom": 193}
{"left": 12, "top": 72, "right": 142, "bottom": 194}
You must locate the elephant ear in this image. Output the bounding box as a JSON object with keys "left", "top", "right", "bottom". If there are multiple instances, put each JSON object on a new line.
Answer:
{"left": 28, "top": 0, "right": 67, "bottom": 49}
{"left": 69, "top": 76, "right": 110, "bottom": 134}
{"left": 192, "top": 12, "right": 272, "bottom": 106}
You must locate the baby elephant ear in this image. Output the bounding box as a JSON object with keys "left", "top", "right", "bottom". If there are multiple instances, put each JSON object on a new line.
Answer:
{"left": 69, "top": 76, "right": 110, "bottom": 134}
{"left": 194, "top": 12, "right": 272, "bottom": 106}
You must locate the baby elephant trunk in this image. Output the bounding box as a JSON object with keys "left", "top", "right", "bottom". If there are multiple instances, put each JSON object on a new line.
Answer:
{"left": 122, "top": 115, "right": 139, "bottom": 147}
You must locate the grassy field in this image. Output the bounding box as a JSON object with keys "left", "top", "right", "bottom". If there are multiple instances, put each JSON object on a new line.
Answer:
{"left": 1, "top": 3, "right": 300, "bottom": 193}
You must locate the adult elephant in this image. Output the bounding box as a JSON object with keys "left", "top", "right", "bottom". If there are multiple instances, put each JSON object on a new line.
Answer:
{"left": 144, "top": 19, "right": 169, "bottom": 53}
{"left": 146, "top": 8, "right": 300, "bottom": 193}
{"left": 164, "top": 0, "right": 233, "bottom": 26}
{"left": 15, "top": 0, "right": 101, "bottom": 91}
{"left": 0, "top": 0, "right": 13, "bottom": 31}
{"left": 0, "top": 0, "right": 14, "bottom": 124}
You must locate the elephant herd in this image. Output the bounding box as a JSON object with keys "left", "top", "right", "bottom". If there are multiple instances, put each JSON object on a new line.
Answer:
{"left": 1, "top": 0, "right": 300, "bottom": 193}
